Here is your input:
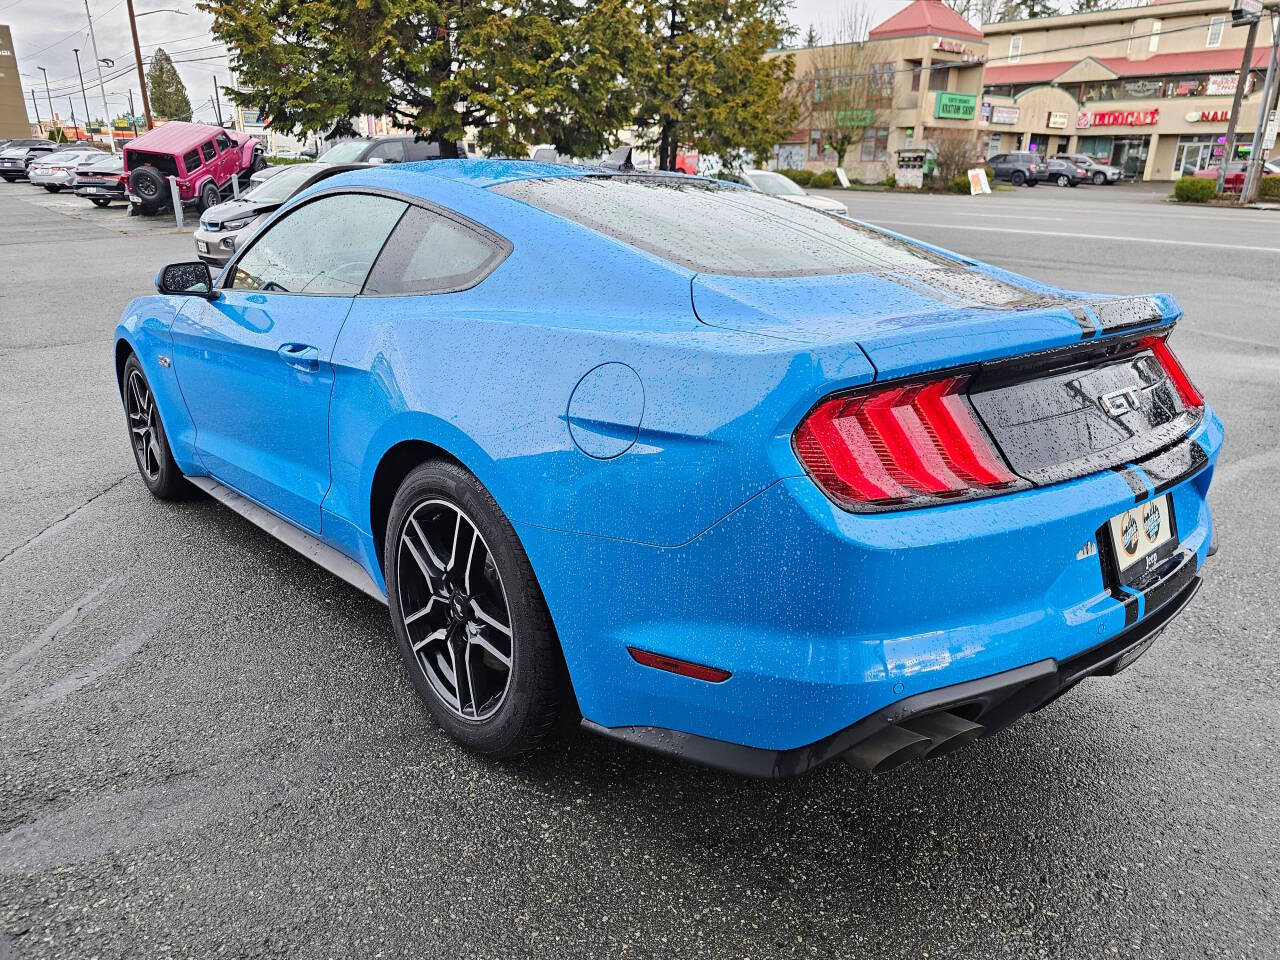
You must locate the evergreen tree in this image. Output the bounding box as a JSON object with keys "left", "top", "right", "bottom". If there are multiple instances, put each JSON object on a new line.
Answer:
{"left": 998, "top": 0, "right": 1059, "bottom": 20}
{"left": 199, "top": 0, "right": 644, "bottom": 157}
{"left": 147, "top": 48, "right": 192, "bottom": 121}
{"left": 632, "top": 0, "right": 798, "bottom": 170}
{"left": 803, "top": 24, "right": 820, "bottom": 47}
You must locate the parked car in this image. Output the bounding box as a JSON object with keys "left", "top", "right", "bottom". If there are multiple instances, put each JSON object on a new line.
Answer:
{"left": 27, "top": 146, "right": 106, "bottom": 192}
{"left": 1054, "top": 153, "right": 1123, "bottom": 185}
{"left": 124, "top": 121, "right": 264, "bottom": 214}
{"left": 736, "top": 168, "right": 848, "bottom": 215}
{"left": 193, "top": 162, "right": 369, "bottom": 265}
{"left": 1192, "top": 159, "right": 1280, "bottom": 192}
{"left": 1045, "top": 157, "right": 1088, "bottom": 187}
{"left": 315, "top": 136, "right": 467, "bottom": 165}
{"left": 0, "top": 140, "right": 58, "bottom": 182}
{"left": 115, "top": 161, "right": 1220, "bottom": 777}
{"left": 73, "top": 154, "right": 128, "bottom": 206}
{"left": 987, "top": 152, "right": 1043, "bottom": 186}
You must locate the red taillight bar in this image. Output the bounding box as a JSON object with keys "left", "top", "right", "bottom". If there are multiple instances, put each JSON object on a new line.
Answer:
{"left": 1142, "top": 335, "right": 1203, "bottom": 409}
{"left": 793, "top": 374, "right": 1020, "bottom": 510}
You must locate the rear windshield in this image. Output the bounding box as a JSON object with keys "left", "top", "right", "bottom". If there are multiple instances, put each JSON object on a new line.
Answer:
{"left": 496, "top": 177, "right": 952, "bottom": 277}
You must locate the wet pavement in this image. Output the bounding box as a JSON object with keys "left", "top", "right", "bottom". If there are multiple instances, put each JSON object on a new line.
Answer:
{"left": 1, "top": 180, "right": 1278, "bottom": 959}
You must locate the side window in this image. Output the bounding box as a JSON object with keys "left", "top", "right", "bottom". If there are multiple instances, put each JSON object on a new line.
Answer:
{"left": 230, "top": 194, "right": 408, "bottom": 295}
{"left": 200, "top": 141, "right": 217, "bottom": 163}
{"left": 182, "top": 149, "right": 201, "bottom": 173}
{"left": 363, "top": 206, "right": 505, "bottom": 296}
{"left": 366, "top": 140, "right": 407, "bottom": 163}
{"left": 214, "top": 132, "right": 232, "bottom": 152}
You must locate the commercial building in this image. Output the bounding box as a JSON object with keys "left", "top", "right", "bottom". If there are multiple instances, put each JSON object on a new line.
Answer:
{"left": 0, "top": 25, "right": 32, "bottom": 140}
{"left": 775, "top": 0, "right": 1277, "bottom": 182}
{"left": 982, "top": 0, "right": 1277, "bottom": 180}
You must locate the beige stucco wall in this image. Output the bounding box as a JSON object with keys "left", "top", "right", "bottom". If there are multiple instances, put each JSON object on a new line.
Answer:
{"left": 0, "top": 26, "right": 33, "bottom": 139}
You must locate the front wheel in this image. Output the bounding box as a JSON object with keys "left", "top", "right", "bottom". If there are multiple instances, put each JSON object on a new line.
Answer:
{"left": 43, "top": 185, "right": 61, "bottom": 193}
{"left": 198, "top": 180, "right": 221, "bottom": 212}
{"left": 1093, "top": 172, "right": 1106, "bottom": 185}
{"left": 385, "top": 460, "right": 570, "bottom": 757}
{"left": 120, "top": 354, "right": 187, "bottom": 499}
{"left": 1056, "top": 175, "right": 1069, "bottom": 187}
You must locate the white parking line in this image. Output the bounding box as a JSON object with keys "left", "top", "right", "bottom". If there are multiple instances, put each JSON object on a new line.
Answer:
{"left": 867, "top": 219, "right": 1280, "bottom": 253}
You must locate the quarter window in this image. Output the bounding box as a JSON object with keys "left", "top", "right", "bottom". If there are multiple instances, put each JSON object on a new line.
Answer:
{"left": 229, "top": 193, "right": 408, "bottom": 294}
{"left": 363, "top": 207, "right": 504, "bottom": 295}
{"left": 182, "top": 149, "right": 201, "bottom": 172}
{"left": 1207, "top": 16, "right": 1224, "bottom": 47}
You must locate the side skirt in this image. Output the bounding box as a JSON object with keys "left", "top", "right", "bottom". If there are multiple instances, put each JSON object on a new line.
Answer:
{"left": 188, "top": 476, "right": 387, "bottom": 605}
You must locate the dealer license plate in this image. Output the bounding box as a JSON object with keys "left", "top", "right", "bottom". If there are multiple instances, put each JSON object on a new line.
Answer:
{"left": 1107, "top": 494, "right": 1175, "bottom": 585}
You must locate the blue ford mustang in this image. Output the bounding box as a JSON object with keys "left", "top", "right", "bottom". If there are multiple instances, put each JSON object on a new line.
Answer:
{"left": 114, "top": 159, "right": 1222, "bottom": 776}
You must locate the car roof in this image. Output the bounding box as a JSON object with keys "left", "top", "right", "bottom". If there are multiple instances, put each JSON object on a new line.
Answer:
{"left": 124, "top": 121, "right": 245, "bottom": 154}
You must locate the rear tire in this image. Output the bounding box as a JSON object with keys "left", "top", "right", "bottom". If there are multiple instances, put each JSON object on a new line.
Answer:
{"left": 120, "top": 354, "right": 187, "bottom": 500}
{"left": 1026, "top": 178, "right": 1038, "bottom": 187}
{"left": 1010, "top": 171, "right": 1026, "bottom": 186}
{"left": 128, "top": 165, "right": 167, "bottom": 208}
{"left": 385, "top": 460, "right": 570, "bottom": 758}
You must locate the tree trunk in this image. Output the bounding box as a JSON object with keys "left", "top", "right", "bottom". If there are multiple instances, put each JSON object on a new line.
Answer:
{"left": 658, "top": 119, "right": 677, "bottom": 171}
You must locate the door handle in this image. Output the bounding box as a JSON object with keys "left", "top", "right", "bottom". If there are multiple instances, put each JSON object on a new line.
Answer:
{"left": 277, "top": 342, "right": 320, "bottom": 372}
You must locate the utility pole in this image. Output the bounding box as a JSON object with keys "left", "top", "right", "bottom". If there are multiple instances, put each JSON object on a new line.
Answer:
{"left": 1242, "top": 9, "right": 1280, "bottom": 203}
{"left": 212, "top": 74, "right": 223, "bottom": 126}
{"left": 72, "top": 50, "right": 93, "bottom": 145}
{"left": 129, "top": 90, "right": 139, "bottom": 137}
{"left": 69, "top": 99, "right": 78, "bottom": 142}
{"left": 30, "top": 89, "right": 42, "bottom": 129}
{"left": 84, "top": 0, "right": 117, "bottom": 153}
{"left": 38, "top": 67, "right": 54, "bottom": 130}
{"left": 1218, "top": 14, "right": 1260, "bottom": 195}
{"left": 124, "top": 0, "right": 154, "bottom": 129}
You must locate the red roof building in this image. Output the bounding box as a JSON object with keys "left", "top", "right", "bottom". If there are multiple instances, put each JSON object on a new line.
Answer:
{"left": 868, "top": 0, "right": 984, "bottom": 42}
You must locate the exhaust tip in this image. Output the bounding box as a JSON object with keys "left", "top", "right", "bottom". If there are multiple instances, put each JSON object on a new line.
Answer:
{"left": 842, "top": 725, "right": 931, "bottom": 774}
{"left": 900, "top": 711, "right": 984, "bottom": 759}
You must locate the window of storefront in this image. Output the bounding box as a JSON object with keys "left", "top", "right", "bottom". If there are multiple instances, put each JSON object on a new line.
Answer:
{"left": 911, "top": 63, "right": 922, "bottom": 92}
{"left": 1206, "top": 16, "right": 1225, "bottom": 47}
{"left": 1008, "top": 35, "right": 1022, "bottom": 63}
{"left": 1174, "top": 135, "right": 1214, "bottom": 176}
{"left": 928, "top": 65, "right": 950, "bottom": 92}
{"left": 809, "top": 130, "right": 822, "bottom": 160}
{"left": 1076, "top": 135, "right": 1114, "bottom": 160}
{"left": 870, "top": 61, "right": 896, "bottom": 102}
{"left": 860, "top": 128, "right": 890, "bottom": 162}
{"left": 1148, "top": 20, "right": 1161, "bottom": 53}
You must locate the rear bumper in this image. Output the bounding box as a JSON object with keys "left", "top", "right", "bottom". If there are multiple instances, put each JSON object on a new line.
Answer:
{"left": 585, "top": 569, "right": 1203, "bottom": 778}
{"left": 521, "top": 407, "right": 1222, "bottom": 761}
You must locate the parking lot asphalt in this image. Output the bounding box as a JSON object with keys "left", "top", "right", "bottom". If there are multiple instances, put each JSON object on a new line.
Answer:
{"left": 1, "top": 181, "right": 1277, "bottom": 960}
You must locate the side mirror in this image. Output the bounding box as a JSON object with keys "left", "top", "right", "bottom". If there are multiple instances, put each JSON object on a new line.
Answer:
{"left": 156, "top": 261, "right": 217, "bottom": 299}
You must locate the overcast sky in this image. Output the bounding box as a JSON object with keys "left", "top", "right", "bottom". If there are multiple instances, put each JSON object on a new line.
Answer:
{"left": 2, "top": 0, "right": 908, "bottom": 128}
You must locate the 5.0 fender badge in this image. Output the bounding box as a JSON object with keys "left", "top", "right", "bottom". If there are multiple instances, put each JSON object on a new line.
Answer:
{"left": 157, "top": 354, "right": 171, "bottom": 368}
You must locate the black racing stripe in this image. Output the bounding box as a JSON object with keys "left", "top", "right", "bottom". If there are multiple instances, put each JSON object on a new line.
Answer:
{"left": 1142, "top": 549, "right": 1198, "bottom": 616}
{"left": 1070, "top": 306, "right": 1096, "bottom": 339}
{"left": 1110, "top": 465, "right": 1148, "bottom": 503}
{"left": 1090, "top": 296, "right": 1166, "bottom": 333}
{"left": 1138, "top": 435, "right": 1210, "bottom": 496}
{"left": 1120, "top": 591, "right": 1139, "bottom": 627}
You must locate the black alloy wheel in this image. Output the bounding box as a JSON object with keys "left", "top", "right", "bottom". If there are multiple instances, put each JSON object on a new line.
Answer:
{"left": 1010, "top": 170, "right": 1026, "bottom": 186}
{"left": 199, "top": 180, "right": 221, "bottom": 212}
{"left": 120, "top": 355, "right": 186, "bottom": 499}
{"left": 385, "top": 460, "right": 570, "bottom": 756}
{"left": 43, "top": 185, "right": 61, "bottom": 193}
{"left": 129, "top": 165, "right": 165, "bottom": 204}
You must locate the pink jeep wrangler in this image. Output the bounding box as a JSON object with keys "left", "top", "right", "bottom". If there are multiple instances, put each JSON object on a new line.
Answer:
{"left": 124, "top": 121, "right": 265, "bottom": 215}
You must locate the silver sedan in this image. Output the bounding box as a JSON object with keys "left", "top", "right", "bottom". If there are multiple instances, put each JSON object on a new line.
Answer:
{"left": 28, "top": 148, "right": 108, "bottom": 192}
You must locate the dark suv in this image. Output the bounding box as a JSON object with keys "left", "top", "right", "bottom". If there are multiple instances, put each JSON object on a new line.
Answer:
{"left": 988, "top": 152, "right": 1044, "bottom": 187}
{"left": 0, "top": 139, "right": 58, "bottom": 182}
{"left": 314, "top": 136, "right": 468, "bottom": 164}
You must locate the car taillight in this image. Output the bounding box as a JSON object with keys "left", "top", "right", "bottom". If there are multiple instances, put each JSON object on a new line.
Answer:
{"left": 1142, "top": 335, "right": 1203, "bottom": 409}
{"left": 793, "top": 374, "right": 1021, "bottom": 510}
{"left": 1029, "top": 164, "right": 1037, "bottom": 172}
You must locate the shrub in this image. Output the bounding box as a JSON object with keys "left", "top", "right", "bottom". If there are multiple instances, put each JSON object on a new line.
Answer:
{"left": 1260, "top": 175, "right": 1280, "bottom": 199}
{"left": 884, "top": 173, "right": 896, "bottom": 189}
{"left": 948, "top": 173, "right": 970, "bottom": 194}
{"left": 267, "top": 156, "right": 314, "bottom": 165}
{"left": 779, "top": 168, "right": 813, "bottom": 186}
{"left": 1173, "top": 176, "right": 1217, "bottom": 203}
{"left": 809, "top": 170, "right": 837, "bottom": 189}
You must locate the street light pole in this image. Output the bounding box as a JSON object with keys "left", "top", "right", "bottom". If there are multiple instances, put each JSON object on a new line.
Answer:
{"left": 1217, "top": 17, "right": 1259, "bottom": 195}
{"left": 38, "top": 67, "right": 54, "bottom": 132}
{"left": 125, "top": 0, "right": 154, "bottom": 129}
{"left": 30, "top": 89, "right": 41, "bottom": 128}
{"left": 72, "top": 49, "right": 94, "bottom": 146}
{"left": 84, "top": 0, "right": 118, "bottom": 153}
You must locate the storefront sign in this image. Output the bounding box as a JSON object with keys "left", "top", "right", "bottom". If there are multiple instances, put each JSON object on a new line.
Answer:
{"left": 835, "top": 108, "right": 874, "bottom": 127}
{"left": 933, "top": 38, "right": 981, "bottom": 61}
{"left": 1206, "top": 74, "right": 1239, "bottom": 97}
{"left": 934, "top": 92, "right": 977, "bottom": 120}
{"left": 1233, "top": 0, "right": 1262, "bottom": 27}
{"left": 1047, "top": 111, "right": 1069, "bottom": 129}
{"left": 1081, "top": 109, "right": 1159, "bottom": 128}
{"left": 980, "top": 100, "right": 992, "bottom": 121}
{"left": 990, "top": 105, "right": 1019, "bottom": 124}
{"left": 1186, "top": 109, "right": 1230, "bottom": 123}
